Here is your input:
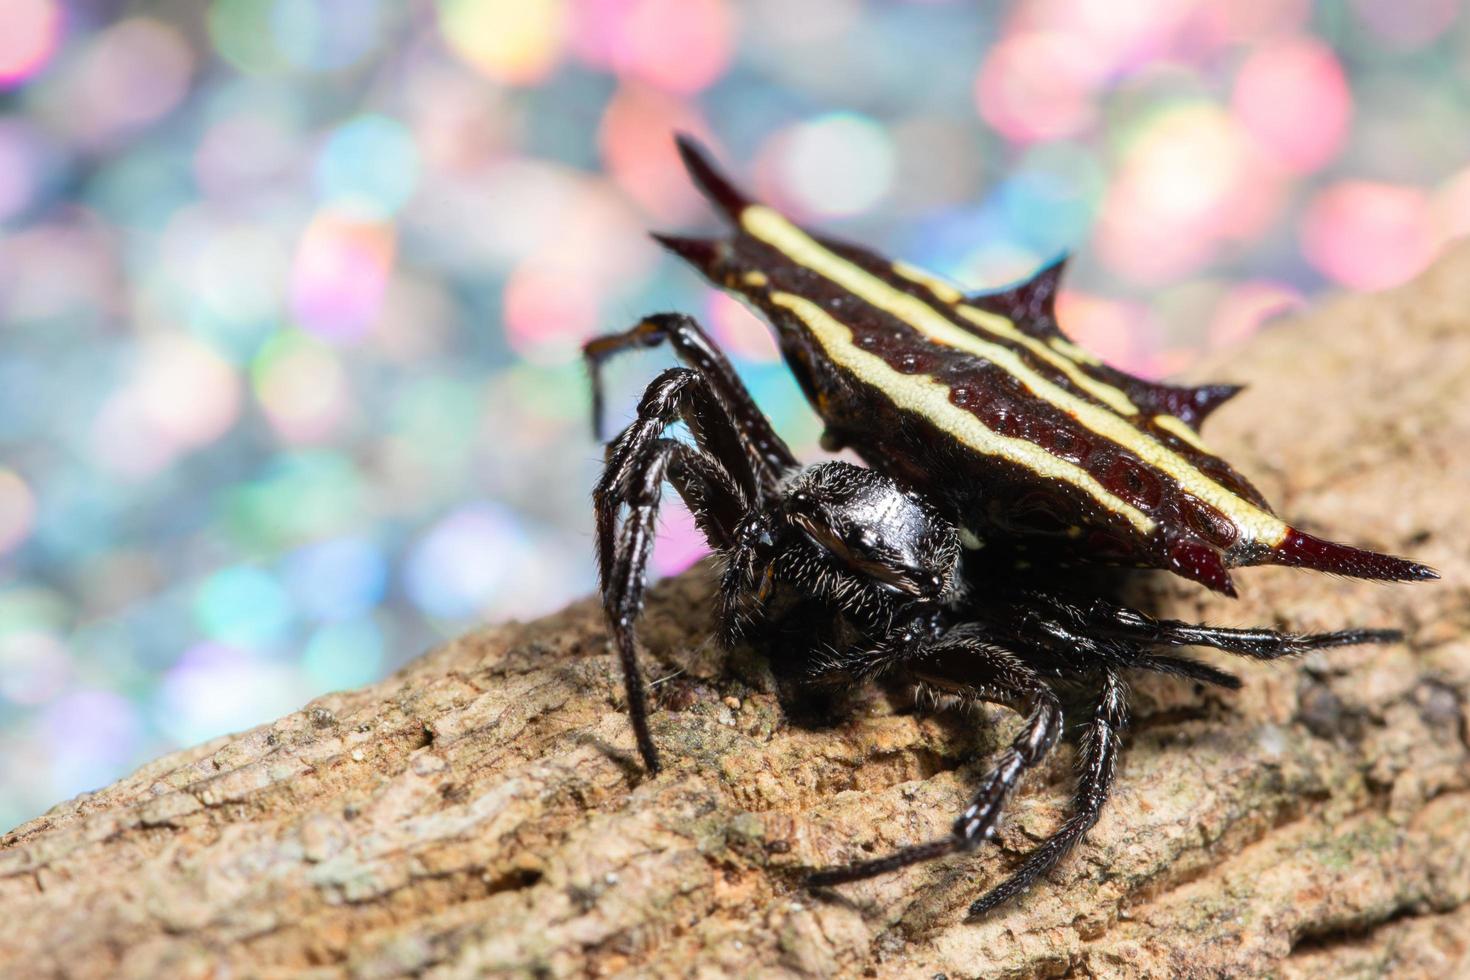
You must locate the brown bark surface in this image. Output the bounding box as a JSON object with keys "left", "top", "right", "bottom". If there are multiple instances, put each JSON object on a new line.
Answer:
{"left": 4, "top": 250, "right": 1470, "bottom": 979}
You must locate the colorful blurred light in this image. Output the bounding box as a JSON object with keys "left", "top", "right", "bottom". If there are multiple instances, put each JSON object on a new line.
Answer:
{"left": 179, "top": 219, "right": 292, "bottom": 339}
{"left": 571, "top": 0, "right": 734, "bottom": 93}
{"left": 225, "top": 451, "right": 368, "bottom": 550}
{"left": 0, "top": 589, "right": 68, "bottom": 639}
{"left": 272, "top": 0, "right": 386, "bottom": 71}
{"left": 0, "top": 122, "right": 49, "bottom": 224}
{"left": 1097, "top": 103, "right": 1278, "bottom": 283}
{"left": 598, "top": 84, "right": 710, "bottom": 222}
{"left": 1055, "top": 291, "right": 1160, "bottom": 377}
{"left": 209, "top": 0, "right": 291, "bottom": 75}
{"left": 773, "top": 113, "right": 895, "bottom": 218}
{"left": 157, "top": 641, "right": 303, "bottom": 745}
{"left": 1301, "top": 181, "right": 1437, "bottom": 291}
{"left": 283, "top": 537, "right": 389, "bottom": 622}
{"left": 1207, "top": 281, "right": 1303, "bottom": 349}
{"left": 75, "top": 551, "right": 164, "bottom": 619}
{"left": 707, "top": 291, "right": 779, "bottom": 363}
{"left": 0, "top": 218, "right": 118, "bottom": 324}
{"left": 252, "top": 331, "right": 354, "bottom": 443}
{"left": 437, "top": 0, "right": 567, "bottom": 84}
{"left": 315, "top": 115, "right": 421, "bottom": 218}
{"left": 1350, "top": 0, "right": 1459, "bottom": 50}
{"left": 503, "top": 260, "right": 602, "bottom": 365}
{"left": 745, "top": 0, "right": 860, "bottom": 45}
{"left": 194, "top": 566, "right": 295, "bottom": 648}
{"left": 91, "top": 335, "right": 243, "bottom": 479}
{"left": 0, "top": 0, "right": 62, "bottom": 88}
{"left": 137, "top": 337, "right": 242, "bottom": 445}
{"left": 37, "top": 689, "right": 143, "bottom": 799}
{"left": 405, "top": 502, "right": 527, "bottom": 620}
{"left": 1434, "top": 166, "right": 1470, "bottom": 243}
{"left": 975, "top": 32, "right": 1102, "bottom": 143}
{"left": 651, "top": 498, "right": 708, "bottom": 576}
{"left": 1062, "top": 0, "right": 1192, "bottom": 72}
{"left": 885, "top": 117, "right": 986, "bottom": 213}
{"left": 0, "top": 630, "right": 71, "bottom": 706}
{"left": 0, "top": 469, "right": 37, "bottom": 554}
{"left": 499, "top": 173, "right": 654, "bottom": 363}
{"left": 1000, "top": 141, "right": 1106, "bottom": 257}
{"left": 955, "top": 240, "right": 1044, "bottom": 297}
{"left": 406, "top": 68, "right": 517, "bottom": 176}
{"left": 290, "top": 210, "right": 396, "bottom": 342}
{"left": 1194, "top": 0, "right": 1311, "bottom": 45}
{"left": 387, "top": 377, "right": 479, "bottom": 479}
{"left": 194, "top": 107, "right": 304, "bottom": 200}
{"left": 302, "top": 618, "right": 385, "bottom": 689}
{"left": 1233, "top": 38, "right": 1350, "bottom": 174}
{"left": 67, "top": 19, "right": 194, "bottom": 145}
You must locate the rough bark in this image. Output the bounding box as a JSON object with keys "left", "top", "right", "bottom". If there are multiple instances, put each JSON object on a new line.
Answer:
{"left": 4, "top": 249, "right": 1470, "bottom": 980}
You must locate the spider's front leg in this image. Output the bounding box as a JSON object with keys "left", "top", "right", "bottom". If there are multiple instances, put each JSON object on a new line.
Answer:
{"left": 585, "top": 312, "right": 796, "bottom": 494}
{"left": 593, "top": 366, "right": 768, "bottom": 774}
{"left": 807, "top": 626, "right": 1063, "bottom": 887}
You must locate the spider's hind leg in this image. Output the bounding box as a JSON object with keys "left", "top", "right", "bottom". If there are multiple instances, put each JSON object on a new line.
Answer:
{"left": 1011, "top": 591, "right": 1402, "bottom": 688}
{"left": 1077, "top": 596, "right": 1403, "bottom": 661}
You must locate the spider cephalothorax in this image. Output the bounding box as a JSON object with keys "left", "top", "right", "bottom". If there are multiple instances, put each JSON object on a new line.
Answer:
{"left": 748, "top": 463, "right": 957, "bottom": 617}
{"left": 582, "top": 137, "right": 1435, "bottom": 918}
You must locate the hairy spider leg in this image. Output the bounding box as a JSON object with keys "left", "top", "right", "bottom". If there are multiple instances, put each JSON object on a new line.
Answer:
{"left": 599, "top": 442, "right": 741, "bottom": 773}
{"left": 807, "top": 631, "right": 1063, "bottom": 887}
{"left": 1078, "top": 598, "right": 1403, "bottom": 660}
{"left": 1131, "top": 654, "right": 1243, "bottom": 690}
{"left": 968, "top": 668, "right": 1128, "bottom": 918}
{"left": 596, "top": 367, "right": 740, "bottom": 575}
{"left": 594, "top": 367, "right": 765, "bottom": 773}
{"left": 1043, "top": 623, "right": 1246, "bottom": 690}
{"left": 584, "top": 312, "right": 797, "bottom": 496}
{"left": 992, "top": 590, "right": 1402, "bottom": 690}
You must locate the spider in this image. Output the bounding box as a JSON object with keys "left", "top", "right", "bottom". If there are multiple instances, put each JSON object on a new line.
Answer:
{"left": 586, "top": 314, "right": 1407, "bottom": 917}
{"left": 582, "top": 137, "right": 1433, "bottom": 917}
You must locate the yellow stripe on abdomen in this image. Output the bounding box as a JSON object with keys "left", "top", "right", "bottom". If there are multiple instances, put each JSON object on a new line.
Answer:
{"left": 891, "top": 261, "right": 965, "bottom": 304}
{"left": 767, "top": 291, "right": 1155, "bottom": 535}
{"left": 1049, "top": 336, "right": 1103, "bottom": 366}
{"left": 741, "top": 205, "right": 1288, "bottom": 547}
{"left": 1153, "top": 414, "right": 1210, "bottom": 452}
{"left": 890, "top": 260, "right": 1140, "bottom": 415}
{"left": 953, "top": 305, "right": 1140, "bottom": 416}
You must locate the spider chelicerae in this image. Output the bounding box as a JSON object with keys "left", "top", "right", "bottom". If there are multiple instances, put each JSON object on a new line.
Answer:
{"left": 583, "top": 313, "right": 1399, "bottom": 918}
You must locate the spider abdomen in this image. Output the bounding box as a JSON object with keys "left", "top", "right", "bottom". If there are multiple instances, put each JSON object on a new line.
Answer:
{"left": 660, "top": 137, "right": 1435, "bottom": 597}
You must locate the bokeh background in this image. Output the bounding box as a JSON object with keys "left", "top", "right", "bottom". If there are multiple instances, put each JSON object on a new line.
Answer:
{"left": 2, "top": 0, "right": 1469, "bottom": 830}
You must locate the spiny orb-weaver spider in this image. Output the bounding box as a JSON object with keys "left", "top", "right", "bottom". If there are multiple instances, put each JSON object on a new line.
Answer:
{"left": 584, "top": 136, "right": 1436, "bottom": 918}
